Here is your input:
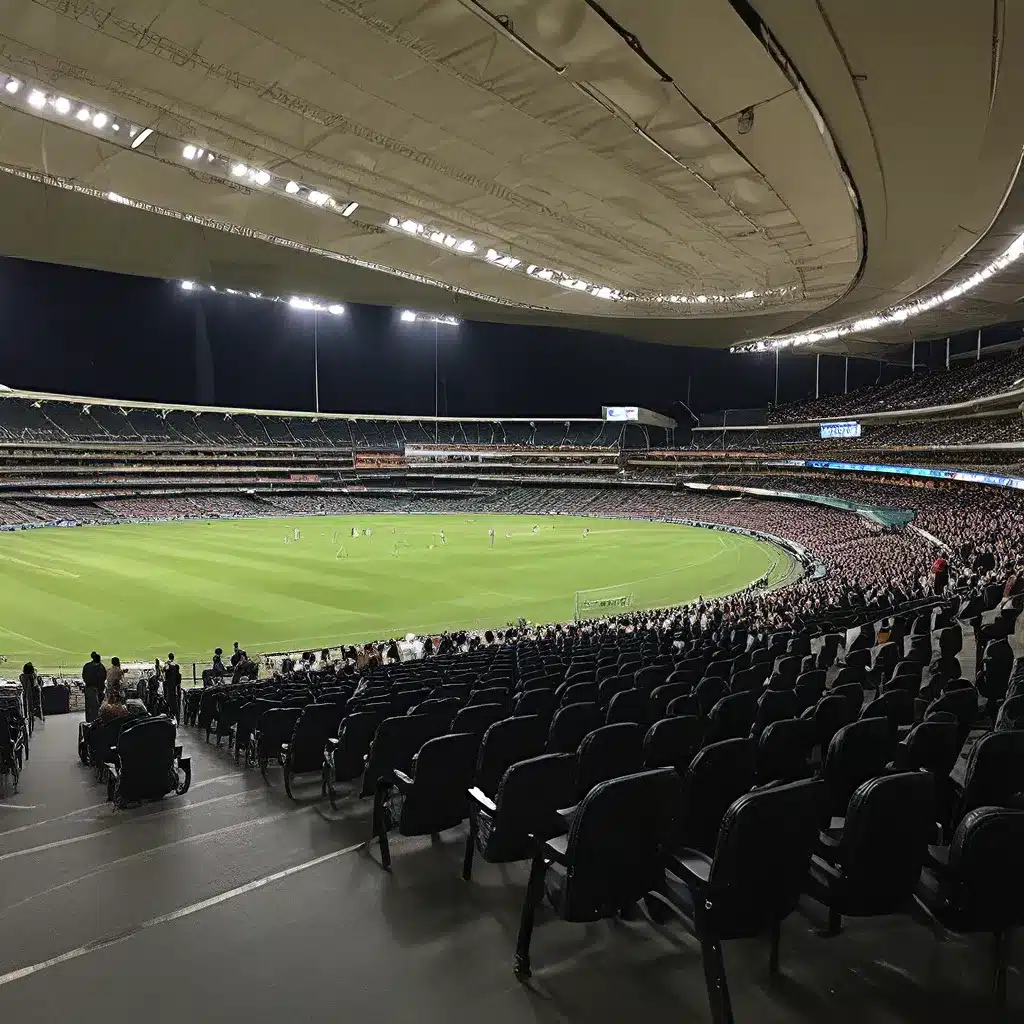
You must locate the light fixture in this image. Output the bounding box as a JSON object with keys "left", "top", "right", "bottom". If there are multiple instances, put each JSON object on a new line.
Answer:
{"left": 252, "top": 169, "right": 271, "bottom": 186}
{"left": 285, "top": 180, "right": 300, "bottom": 194}
{"left": 53, "top": 96, "right": 71, "bottom": 115}
{"left": 327, "top": 304, "right": 345, "bottom": 315}
{"left": 388, "top": 216, "right": 400, "bottom": 227}
{"left": 4, "top": 79, "right": 21, "bottom": 95}
{"left": 182, "top": 144, "right": 197, "bottom": 160}
{"left": 401, "top": 219, "right": 422, "bottom": 233}
{"left": 230, "top": 163, "right": 247, "bottom": 177}
{"left": 308, "top": 191, "right": 330, "bottom": 206}
{"left": 444, "top": 236, "right": 457, "bottom": 248}
{"left": 456, "top": 239, "right": 475, "bottom": 253}
{"left": 75, "top": 107, "right": 89, "bottom": 121}
{"left": 180, "top": 281, "right": 195, "bottom": 291}
{"left": 341, "top": 201, "right": 359, "bottom": 217}
{"left": 92, "top": 112, "right": 108, "bottom": 128}
{"left": 130, "top": 127, "right": 152, "bottom": 149}
{"left": 485, "top": 249, "right": 500, "bottom": 262}
{"left": 537, "top": 269, "right": 554, "bottom": 281}
{"left": 27, "top": 89, "right": 46, "bottom": 109}
{"left": 429, "top": 231, "right": 445, "bottom": 244}
{"left": 400, "top": 310, "right": 417, "bottom": 322}
{"left": 112, "top": 123, "right": 120, "bottom": 131}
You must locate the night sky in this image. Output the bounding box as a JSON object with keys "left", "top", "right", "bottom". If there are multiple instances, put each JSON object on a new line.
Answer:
{"left": 0, "top": 257, "right": 1011, "bottom": 420}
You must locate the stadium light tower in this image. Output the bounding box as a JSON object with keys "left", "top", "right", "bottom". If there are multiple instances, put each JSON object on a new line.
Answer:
{"left": 289, "top": 298, "right": 345, "bottom": 412}
{"left": 397, "top": 310, "right": 460, "bottom": 440}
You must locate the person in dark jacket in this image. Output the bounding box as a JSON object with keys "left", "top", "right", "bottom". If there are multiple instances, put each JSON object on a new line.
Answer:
{"left": 163, "top": 653, "right": 182, "bottom": 717}
{"left": 82, "top": 651, "right": 106, "bottom": 723}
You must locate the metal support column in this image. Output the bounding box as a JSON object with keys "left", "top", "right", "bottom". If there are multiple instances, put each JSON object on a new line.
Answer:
{"left": 946, "top": 337, "right": 951, "bottom": 370}
{"left": 977, "top": 329, "right": 982, "bottom": 361}
{"left": 844, "top": 356, "right": 849, "bottom": 393}
{"left": 774, "top": 348, "right": 779, "bottom": 406}
{"left": 911, "top": 339, "right": 916, "bottom": 372}
{"left": 815, "top": 353, "right": 820, "bottom": 399}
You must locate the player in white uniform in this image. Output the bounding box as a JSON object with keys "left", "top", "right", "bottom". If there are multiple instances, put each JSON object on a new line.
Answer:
{"left": 583, "top": 528, "right": 589, "bottom": 539}
{"left": 293, "top": 527, "right": 301, "bottom": 541}
{"left": 532, "top": 525, "right": 539, "bottom": 535}
{"left": 352, "top": 526, "right": 359, "bottom": 539}
{"left": 439, "top": 529, "right": 446, "bottom": 546}
{"left": 488, "top": 528, "right": 495, "bottom": 547}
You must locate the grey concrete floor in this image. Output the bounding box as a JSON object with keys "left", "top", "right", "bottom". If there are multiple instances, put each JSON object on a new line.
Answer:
{"left": 0, "top": 711, "right": 1019, "bottom": 1023}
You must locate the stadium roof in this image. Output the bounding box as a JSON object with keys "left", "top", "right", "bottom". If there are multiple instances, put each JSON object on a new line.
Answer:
{"left": 1, "top": 1, "right": 1023, "bottom": 354}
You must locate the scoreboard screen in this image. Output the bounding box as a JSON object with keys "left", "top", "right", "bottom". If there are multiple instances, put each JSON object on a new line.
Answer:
{"left": 820, "top": 421, "right": 861, "bottom": 439}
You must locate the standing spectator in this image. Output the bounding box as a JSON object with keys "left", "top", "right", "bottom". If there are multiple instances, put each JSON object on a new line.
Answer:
{"left": 230, "top": 641, "right": 243, "bottom": 668}
{"left": 82, "top": 651, "right": 106, "bottom": 723}
{"left": 163, "top": 653, "right": 182, "bottom": 718}
{"left": 99, "top": 657, "right": 130, "bottom": 722}
{"left": 20, "top": 662, "right": 42, "bottom": 724}
{"left": 932, "top": 553, "right": 949, "bottom": 595}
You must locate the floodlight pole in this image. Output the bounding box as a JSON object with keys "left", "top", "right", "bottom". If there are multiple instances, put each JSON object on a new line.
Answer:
{"left": 434, "top": 320, "right": 439, "bottom": 442}
{"left": 313, "top": 310, "right": 320, "bottom": 414}
{"left": 774, "top": 348, "right": 779, "bottom": 406}
{"left": 815, "top": 352, "right": 820, "bottom": 399}
{"left": 844, "top": 355, "right": 849, "bottom": 394}
{"left": 946, "top": 337, "right": 951, "bottom": 371}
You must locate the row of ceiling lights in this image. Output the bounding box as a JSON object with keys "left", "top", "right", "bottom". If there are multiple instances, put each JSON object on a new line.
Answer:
{"left": 734, "top": 232, "right": 1024, "bottom": 352}
{"left": 179, "top": 280, "right": 460, "bottom": 325}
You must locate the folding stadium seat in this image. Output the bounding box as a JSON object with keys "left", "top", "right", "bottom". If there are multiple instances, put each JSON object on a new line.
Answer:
{"left": 705, "top": 691, "right": 759, "bottom": 743}
{"left": 467, "top": 686, "right": 510, "bottom": 710}
{"left": 513, "top": 688, "right": 556, "bottom": 720}
{"left": 843, "top": 648, "right": 872, "bottom": 674}
{"left": 907, "top": 636, "right": 933, "bottom": 665}
{"left": 451, "top": 703, "right": 507, "bottom": 743}
{"left": 849, "top": 624, "right": 875, "bottom": 652}
{"left": 473, "top": 715, "right": 549, "bottom": 799}
{"left": 574, "top": 723, "right": 643, "bottom": 801}
{"left": 819, "top": 717, "right": 896, "bottom": 824}
{"left": 925, "top": 686, "right": 978, "bottom": 746}
{"left": 938, "top": 624, "right": 963, "bottom": 657}
{"left": 794, "top": 669, "right": 826, "bottom": 712}
{"left": 995, "top": 694, "right": 1024, "bottom": 731}
{"left": 642, "top": 717, "right": 702, "bottom": 775}
{"left": 390, "top": 688, "right": 431, "bottom": 715}
{"left": 547, "top": 702, "right": 604, "bottom": 754}
{"left": 597, "top": 675, "right": 634, "bottom": 709}
{"left": 751, "top": 689, "right": 799, "bottom": 740}
{"left": 894, "top": 717, "right": 960, "bottom": 776}
{"left": 373, "top": 732, "right": 480, "bottom": 871}
{"left": 256, "top": 707, "right": 303, "bottom": 779}
{"left": 748, "top": 648, "right": 770, "bottom": 668}
{"left": 605, "top": 688, "right": 650, "bottom": 727}
{"left": 694, "top": 677, "right": 728, "bottom": 717}
{"left": 105, "top": 717, "right": 191, "bottom": 808}
{"left": 674, "top": 738, "right": 756, "bottom": 857}
{"left": 463, "top": 753, "right": 578, "bottom": 881}
{"left": 883, "top": 660, "right": 922, "bottom": 694}
{"left": 915, "top": 808, "right": 1024, "bottom": 1004}
{"left": 730, "top": 666, "right": 768, "bottom": 694}
{"left": 833, "top": 663, "right": 866, "bottom": 688}
{"left": 556, "top": 681, "right": 598, "bottom": 707}
{"left": 324, "top": 709, "right": 386, "bottom": 808}
{"left": 361, "top": 714, "right": 447, "bottom": 799}
{"left": 666, "top": 694, "right": 701, "bottom": 718}
{"left": 806, "top": 772, "right": 936, "bottom": 935}
{"left": 772, "top": 655, "right": 801, "bottom": 686}
{"left": 978, "top": 638, "right": 1014, "bottom": 711}
{"left": 756, "top": 718, "right": 815, "bottom": 786}
{"left": 650, "top": 682, "right": 692, "bottom": 718}
{"left": 411, "top": 697, "right": 461, "bottom": 724}
{"left": 512, "top": 769, "right": 681, "bottom": 980}
{"left": 868, "top": 642, "right": 900, "bottom": 689}
{"left": 653, "top": 780, "right": 826, "bottom": 1024}
{"left": 944, "top": 730, "right": 1024, "bottom": 837}
{"left": 281, "top": 703, "right": 346, "bottom": 800}
{"left": 911, "top": 611, "right": 934, "bottom": 636}
{"left": 830, "top": 681, "right": 864, "bottom": 710}
{"left": 860, "top": 688, "right": 914, "bottom": 734}
{"left": 633, "top": 664, "right": 668, "bottom": 694}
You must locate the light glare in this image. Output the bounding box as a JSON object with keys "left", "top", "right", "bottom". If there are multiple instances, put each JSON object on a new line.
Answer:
{"left": 54, "top": 97, "right": 71, "bottom": 115}
{"left": 27, "top": 89, "right": 46, "bottom": 109}
{"left": 92, "top": 112, "right": 108, "bottom": 128}
{"left": 285, "top": 181, "right": 300, "bottom": 194}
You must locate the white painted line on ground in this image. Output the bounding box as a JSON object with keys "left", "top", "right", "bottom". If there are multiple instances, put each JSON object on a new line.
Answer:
{"left": 0, "top": 807, "right": 312, "bottom": 919}
{"left": 0, "top": 772, "right": 245, "bottom": 838}
{"left": 0, "top": 838, "right": 365, "bottom": 988}
{"left": 0, "top": 805, "right": 38, "bottom": 811}
{"left": 0, "top": 790, "right": 261, "bottom": 860}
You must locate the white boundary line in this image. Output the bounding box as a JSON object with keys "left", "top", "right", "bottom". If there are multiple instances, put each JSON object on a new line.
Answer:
{"left": 0, "top": 838, "right": 365, "bottom": 989}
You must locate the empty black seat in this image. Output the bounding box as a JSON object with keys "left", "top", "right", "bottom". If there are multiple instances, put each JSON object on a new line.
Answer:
{"left": 807, "top": 772, "right": 936, "bottom": 934}
{"left": 373, "top": 731, "right": 479, "bottom": 870}
{"left": 513, "top": 769, "right": 681, "bottom": 980}
{"left": 513, "top": 689, "right": 556, "bottom": 719}
{"left": 820, "top": 717, "right": 896, "bottom": 821}
{"left": 324, "top": 708, "right": 385, "bottom": 807}
{"left": 950, "top": 730, "right": 1024, "bottom": 830}
{"left": 830, "top": 682, "right": 865, "bottom": 709}
{"left": 751, "top": 689, "right": 799, "bottom": 740}
{"left": 463, "top": 753, "right": 578, "bottom": 881}
{"left": 605, "top": 688, "right": 649, "bottom": 726}
{"left": 255, "top": 707, "right": 303, "bottom": 779}
{"left": 915, "top": 807, "right": 1024, "bottom": 1003}
{"left": 642, "top": 716, "right": 702, "bottom": 774}
{"left": 558, "top": 681, "right": 598, "bottom": 707}
{"left": 694, "top": 677, "right": 728, "bottom": 717}
{"left": 860, "top": 688, "right": 914, "bottom": 734}
{"left": 105, "top": 717, "right": 191, "bottom": 807}
{"left": 667, "top": 693, "right": 701, "bottom": 718}
{"left": 451, "top": 703, "right": 506, "bottom": 742}
{"left": 675, "top": 738, "right": 756, "bottom": 856}
{"left": 598, "top": 675, "right": 634, "bottom": 708}
{"left": 757, "top": 718, "right": 815, "bottom": 785}
{"left": 281, "top": 703, "right": 345, "bottom": 800}
{"left": 575, "top": 723, "right": 643, "bottom": 799}
{"left": 705, "top": 691, "right": 758, "bottom": 743}
{"left": 808, "top": 694, "right": 859, "bottom": 753}
{"left": 794, "top": 670, "right": 826, "bottom": 711}
{"left": 361, "top": 714, "right": 446, "bottom": 798}
{"left": 547, "top": 702, "right": 604, "bottom": 754}
{"left": 467, "top": 687, "right": 510, "bottom": 710}
{"left": 650, "top": 682, "right": 692, "bottom": 717}
{"left": 656, "top": 780, "right": 826, "bottom": 1024}
{"left": 474, "top": 715, "right": 549, "bottom": 799}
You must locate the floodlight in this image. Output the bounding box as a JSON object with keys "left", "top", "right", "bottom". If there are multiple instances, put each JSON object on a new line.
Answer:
{"left": 27, "top": 90, "right": 46, "bottom": 109}
{"left": 182, "top": 144, "right": 197, "bottom": 160}
{"left": 130, "top": 127, "right": 153, "bottom": 149}
{"left": 341, "top": 201, "right": 359, "bottom": 217}
{"left": 231, "top": 163, "right": 247, "bottom": 177}
{"left": 456, "top": 239, "right": 475, "bottom": 253}
{"left": 92, "top": 112, "right": 108, "bottom": 128}
{"left": 5, "top": 79, "right": 21, "bottom": 95}
{"left": 54, "top": 97, "right": 71, "bottom": 115}
{"left": 485, "top": 249, "right": 500, "bottom": 262}
{"left": 444, "top": 235, "right": 457, "bottom": 247}
{"left": 401, "top": 219, "right": 421, "bottom": 233}
{"left": 285, "top": 180, "right": 300, "bottom": 194}
{"left": 327, "top": 304, "right": 345, "bottom": 315}
{"left": 181, "top": 281, "right": 195, "bottom": 291}
{"left": 253, "top": 170, "right": 271, "bottom": 186}
{"left": 429, "top": 231, "right": 445, "bottom": 243}
{"left": 308, "top": 191, "right": 329, "bottom": 206}
{"left": 536, "top": 269, "right": 553, "bottom": 281}
{"left": 388, "top": 216, "right": 399, "bottom": 227}
{"left": 76, "top": 107, "right": 90, "bottom": 121}
{"left": 400, "top": 310, "right": 417, "bottom": 322}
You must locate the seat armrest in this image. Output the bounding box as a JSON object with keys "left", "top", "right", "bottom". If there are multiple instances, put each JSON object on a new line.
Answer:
{"left": 543, "top": 834, "right": 570, "bottom": 864}
{"left": 326, "top": 737, "right": 339, "bottom": 749}
{"left": 468, "top": 787, "right": 496, "bottom": 812}
{"left": 927, "top": 844, "right": 950, "bottom": 873}
{"left": 667, "top": 848, "right": 713, "bottom": 886}
{"left": 393, "top": 768, "right": 415, "bottom": 791}
{"left": 555, "top": 804, "right": 579, "bottom": 832}
{"left": 104, "top": 761, "right": 120, "bottom": 782}
{"left": 818, "top": 829, "right": 842, "bottom": 851}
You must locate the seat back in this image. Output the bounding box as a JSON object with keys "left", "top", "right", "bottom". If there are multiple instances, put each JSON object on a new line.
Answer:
{"left": 361, "top": 714, "right": 447, "bottom": 797}
{"left": 559, "top": 681, "right": 599, "bottom": 707}
{"left": 756, "top": 718, "right": 815, "bottom": 785}
{"left": 994, "top": 694, "right": 1024, "bottom": 732}
{"left": 258, "top": 708, "right": 303, "bottom": 761}
{"left": 926, "top": 686, "right": 978, "bottom": 725}
{"left": 451, "top": 703, "right": 506, "bottom": 741}
{"left": 410, "top": 697, "right": 461, "bottom": 724}
{"left": 513, "top": 689, "right": 556, "bottom": 719}
{"left": 116, "top": 717, "right": 177, "bottom": 802}
{"left": 474, "top": 715, "right": 549, "bottom": 797}
{"left": 399, "top": 732, "right": 480, "bottom": 835}
{"left": 794, "top": 670, "right": 826, "bottom": 711}
{"left": 706, "top": 690, "right": 758, "bottom": 742}
{"left": 941, "top": 807, "right": 1024, "bottom": 932}
{"left": 559, "top": 769, "right": 681, "bottom": 922}
{"left": 812, "top": 695, "right": 860, "bottom": 752}
{"left": 860, "top": 689, "right": 913, "bottom": 734}
{"left": 694, "top": 677, "right": 728, "bottom": 716}
{"left": 650, "top": 682, "right": 692, "bottom": 716}
{"left": 575, "top": 723, "right": 643, "bottom": 797}
{"left": 432, "top": 683, "right": 470, "bottom": 701}
{"left": 334, "top": 709, "right": 385, "bottom": 781}
{"left": 468, "top": 687, "right": 510, "bottom": 709}
{"left": 837, "top": 772, "right": 935, "bottom": 913}
{"left": 642, "top": 716, "right": 702, "bottom": 774}
{"left": 752, "top": 689, "right": 799, "bottom": 740}
{"left": 390, "top": 688, "right": 431, "bottom": 715}
{"left": 287, "top": 703, "right": 346, "bottom": 773}
{"left": 667, "top": 693, "right": 701, "bottom": 718}
{"left": 822, "top": 717, "right": 896, "bottom": 817}
{"left": 897, "top": 718, "right": 960, "bottom": 777}
{"left": 547, "top": 702, "right": 604, "bottom": 754}
{"left": 598, "top": 675, "right": 634, "bottom": 708}
{"left": 959, "top": 730, "right": 1024, "bottom": 821}
{"left": 702, "top": 779, "right": 826, "bottom": 938}
{"left": 605, "top": 688, "right": 649, "bottom": 726}
{"left": 676, "top": 738, "right": 756, "bottom": 855}
{"left": 831, "top": 682, "right": 864, "bottom": 709}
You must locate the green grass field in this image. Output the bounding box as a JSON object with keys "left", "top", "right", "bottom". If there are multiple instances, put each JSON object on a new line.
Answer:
{"left": 0, "top": 514, "right": 784, "bottom": 674}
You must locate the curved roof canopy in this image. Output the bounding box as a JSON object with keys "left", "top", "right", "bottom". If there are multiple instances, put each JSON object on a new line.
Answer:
{"left": 0, "top": 0, "right": 1021, "bottom": 350}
